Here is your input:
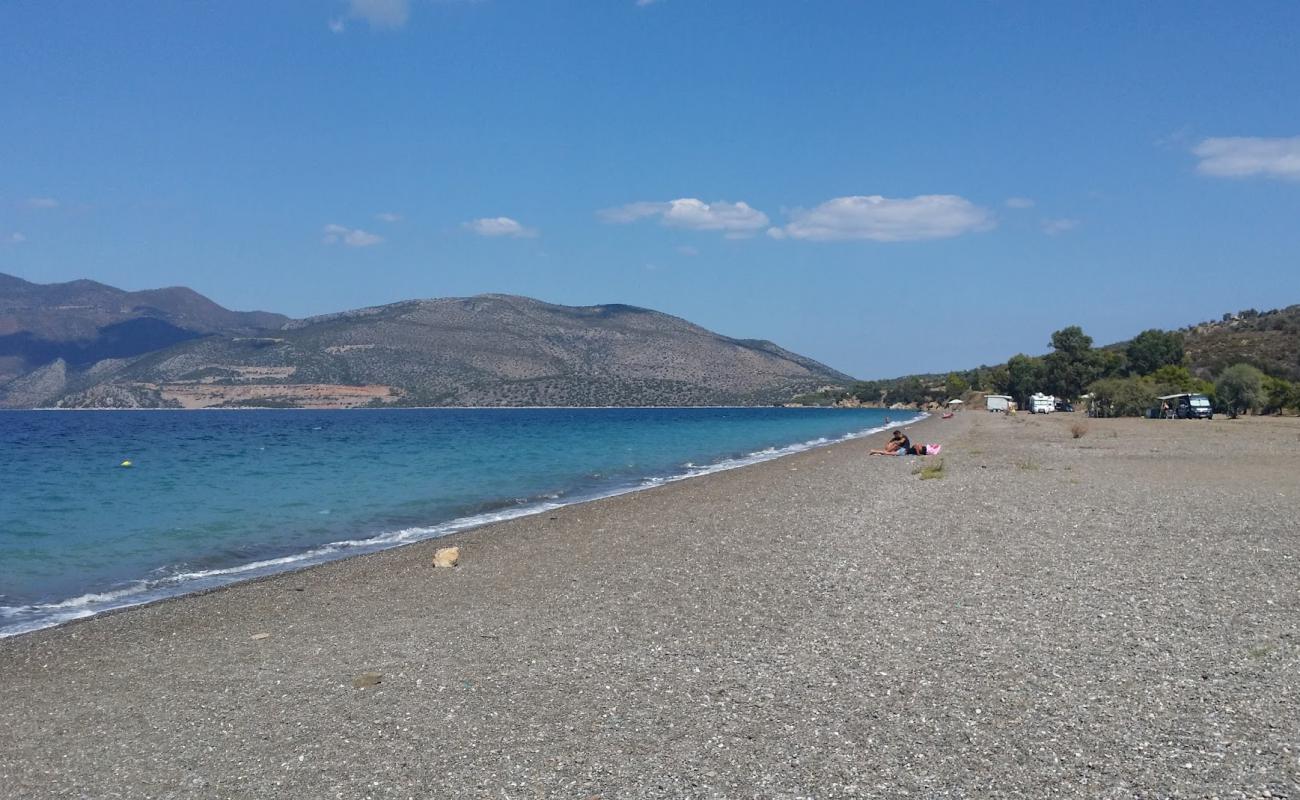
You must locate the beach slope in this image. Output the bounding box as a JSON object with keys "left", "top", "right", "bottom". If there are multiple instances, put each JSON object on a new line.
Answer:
{"left": 1, "top": 412, "right": 1297, "bottom": 797}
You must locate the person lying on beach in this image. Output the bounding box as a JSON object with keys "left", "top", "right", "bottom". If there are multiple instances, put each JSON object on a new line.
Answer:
{"left": 869, "top": 430, "right": 910, "bottom": 455}
{"left": 871, "top": 439, "right": 942, "bottom": 457}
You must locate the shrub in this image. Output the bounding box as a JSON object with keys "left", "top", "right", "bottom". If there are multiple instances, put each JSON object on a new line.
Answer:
{"left": 1087, "top": 376, "right": 1158, "bottom": 417}
{"left": 1070, "top": 422, "right": 1088, "bottom": 439}
{"left": 912, "top": 458, "right": 946, "bottom": 480}
{"left": 1215, "top": 363, "right": 1266, "bottom": 418}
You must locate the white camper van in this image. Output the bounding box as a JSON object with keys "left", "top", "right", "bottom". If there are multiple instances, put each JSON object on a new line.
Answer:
{"left": 986, "top": 395, "right": 1012, "bottom": 412}
{"left": 1029, "top": 393, "right": 1055, "bottom": 414}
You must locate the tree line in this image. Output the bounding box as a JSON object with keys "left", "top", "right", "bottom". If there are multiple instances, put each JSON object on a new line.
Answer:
{"left": 801, "top": 324, "right": 1300, "bottom": 417}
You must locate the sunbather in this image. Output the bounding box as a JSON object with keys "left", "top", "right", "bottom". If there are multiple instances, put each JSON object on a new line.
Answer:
{"left": 869, "top": 430, "right": 910, "bottom": 455}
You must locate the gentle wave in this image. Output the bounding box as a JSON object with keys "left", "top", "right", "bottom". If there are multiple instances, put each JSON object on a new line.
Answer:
{"left": 0, "top": 414, "right": 923, "bottom": 638}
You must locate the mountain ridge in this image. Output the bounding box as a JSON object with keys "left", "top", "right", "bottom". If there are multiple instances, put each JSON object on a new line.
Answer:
{"left": 0, "top": 274, "right": 852, "bottom": 409}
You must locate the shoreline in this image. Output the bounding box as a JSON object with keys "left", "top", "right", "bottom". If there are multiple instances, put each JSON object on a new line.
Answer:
{"left": 15, "top": 403, "right": 916, "bottom": 412}
{"left": 1, "top": 410, "right": 933, "bottom": 639}
{"left": 4, "top": 410, "right": 1293, "bottom": 796}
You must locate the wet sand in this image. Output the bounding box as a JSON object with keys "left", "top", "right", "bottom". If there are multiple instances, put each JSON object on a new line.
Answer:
{"left": 1, "top": 411, "right": 1297, "bottom": 798}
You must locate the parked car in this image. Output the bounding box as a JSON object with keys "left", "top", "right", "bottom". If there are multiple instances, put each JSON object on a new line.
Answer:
{"left": 1054, "top": 399, "right": 1074, "bottom": 412}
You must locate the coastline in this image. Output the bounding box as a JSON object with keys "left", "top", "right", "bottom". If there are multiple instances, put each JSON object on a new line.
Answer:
{"left": 0, "top": 409, "right": 930, "bottom": 638}
{"left": 2, "top": 411, "right": 1295, "bottom": 796}
{"left": 19, "top": 403, "right": 899, "bottom": 411}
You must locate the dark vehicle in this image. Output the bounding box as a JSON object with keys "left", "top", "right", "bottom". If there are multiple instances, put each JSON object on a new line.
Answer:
{"left": 1054, "top": 399, "right": 1074, "bottom": 412}
{"left": 1157, "top": 393, "right": 1213, "bottom": 419}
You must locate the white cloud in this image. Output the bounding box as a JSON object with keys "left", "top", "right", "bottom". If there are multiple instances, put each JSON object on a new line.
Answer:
{"left": 463, "top": 217, "right": 538, "bottom": 238}
{"left": 375, "top": 212, "right": 402, "bottom": 223}
{"left": 1193, "top": 136, "right": 1300, "bottom": 180}
{"left": 1005, "top": 196, "right": 1035, "bottom": 209}
{"left": 1042, "top": 218, "right": 1080, "bottom": 235}
{"left": 346, "top": 0, "right": 409, "bottom": 29}
{"left": 769, "top": 194, "right": 994, "bottom": 242}
{"left": 322, "top": 223, "right": 383, "bottom": 247}
{"left": 676, "top": 245, "right": 699, "bottom": 256}
{"left": 6, "top": 232, "right": 25, "bottom": 244}
{"left": 328, "top": 17, "right": 347, "bottom": 32}
{"left": 26, "top": 197, "right": 59, "bottom": 209}
{"left": 599, "top": 198, "right": 769, "bottom": 236}
{"left": 636, "top": 0, "right": 660, "bottom": 5}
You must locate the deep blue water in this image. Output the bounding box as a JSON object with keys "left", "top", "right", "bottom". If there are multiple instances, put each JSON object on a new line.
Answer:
{"left": 0, "top": 407, "right": 919, "bottom": 636}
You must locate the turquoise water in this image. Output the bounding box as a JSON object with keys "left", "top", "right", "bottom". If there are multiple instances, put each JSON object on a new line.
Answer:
{"left": 0, "top": 407, "right": 920, "bottom": 636}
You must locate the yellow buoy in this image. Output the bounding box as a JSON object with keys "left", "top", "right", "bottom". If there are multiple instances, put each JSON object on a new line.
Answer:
{"left": 119, "top": 460, "right": 133, "bottom": 468}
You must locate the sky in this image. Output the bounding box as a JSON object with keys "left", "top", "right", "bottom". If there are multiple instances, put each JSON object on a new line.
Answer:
{"left": 2, "top": 1, "right": 1298, "bottom": 379}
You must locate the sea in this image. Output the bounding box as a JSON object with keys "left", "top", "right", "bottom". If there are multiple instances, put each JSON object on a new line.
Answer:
{"left": 0, "top": 406, "right": 920, "bottom": 637}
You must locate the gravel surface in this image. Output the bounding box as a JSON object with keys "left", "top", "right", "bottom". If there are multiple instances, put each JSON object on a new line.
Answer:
{"left": 1, "top": 411, "right": 1297, "bottom": 799}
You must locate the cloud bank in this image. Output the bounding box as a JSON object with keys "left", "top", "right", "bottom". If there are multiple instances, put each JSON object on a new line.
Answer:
{"left": 768, "top": 194, "right": 994, "bottom": 242}
{"left": 322, "top": 224, "right": 383, "bottom": 247}
{"left": 600, "top": 198, "right": 770, "bottom": 236}
{"left": 1193, "top": 136, "right": 1300, "bottom": 180}
{"left": 463, "top": 217, "right": 537, "bottom": 238}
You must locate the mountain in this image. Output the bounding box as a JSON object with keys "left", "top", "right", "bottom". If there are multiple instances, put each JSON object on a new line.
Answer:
{"left": 0, "top": 273, "right": 290, "bottom": 392}
{"left": 0, "top": 278, "right": 852, "bottom": 408}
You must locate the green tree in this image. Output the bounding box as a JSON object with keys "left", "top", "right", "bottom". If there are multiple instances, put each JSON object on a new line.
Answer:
{"left": 1215, "top": 363, "right": 1266, "bottom": 418}
{"left": 1006, "top": 354, "right": 1044, "bottom": 406}
{"left": 1097, "top": 349, "right": 1127, "bottom": 379}
{"left": 1088, "top": 376, "right": 1158, "bottom": 417}
{"left": 1261, "top": 375, "right": 1298, "bottom": 415}
{"left": 1149, "top": 365, "right": 1198, "bottom": 392}
{"left": 987, "top": 365, "right": 1010, "bottom": 395}
{"left": 1043, "top": 326, "right": 1103, "bottom": 400}
{"left": 1125, "top": 329, "right": 1185, "bottom": 376}
{"left": 891, "top": 376, "right": 928, "bottom": 406}
{"left": 944, "top": 372, "right": 969, "bottom": 399}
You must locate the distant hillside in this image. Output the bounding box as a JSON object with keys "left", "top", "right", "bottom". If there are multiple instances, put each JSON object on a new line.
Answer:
{"left": 0, "top": 282, "right": 851, "bottom": 408}
{"left": 0, "top": 273, "right": 289, "bottom": 389}
{"left": 794, "top": 302, "right": 1300, "bottom": 409}
{"left": 1182, "top": 305, "right": 1300, "bottom": 381}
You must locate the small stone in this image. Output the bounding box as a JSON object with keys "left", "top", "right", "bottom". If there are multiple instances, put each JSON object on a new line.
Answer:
{"left": 250, "top": 633, "right": 271, "bottom": 640}
{"left": 352, "top": 672, "right": 383, "bottom": 688}
{"left": 432, "top": 546, "right": 460, "bottom": 568}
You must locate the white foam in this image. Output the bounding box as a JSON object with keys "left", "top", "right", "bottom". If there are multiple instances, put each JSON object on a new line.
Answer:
{"left": 0, "top": 412, "right": 924, "bottom": 638}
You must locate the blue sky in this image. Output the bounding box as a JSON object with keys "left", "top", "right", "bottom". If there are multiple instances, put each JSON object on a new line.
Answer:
{"left": 2, "top": 1, "right": 1298, "bottom": 378}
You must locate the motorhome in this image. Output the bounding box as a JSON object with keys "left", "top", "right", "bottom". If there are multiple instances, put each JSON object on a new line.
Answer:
{"left": 1029, "top": 393, "right": 1055, "bottom": 414}
{"left": 1156, "top": 393, "right": 1214, "bottom": 419}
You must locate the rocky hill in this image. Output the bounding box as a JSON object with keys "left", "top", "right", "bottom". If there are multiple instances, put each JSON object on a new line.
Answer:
{"left": 0, "top": 273, "right": 288, "bottom": 390}
{"left": 1181, "top": 305, "right": 1300, "bottom": 381}
{"left": 0, "top": 278, "right": 851, "bottom": 408}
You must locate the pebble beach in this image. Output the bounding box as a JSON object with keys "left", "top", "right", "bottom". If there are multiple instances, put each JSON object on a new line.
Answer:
{"left": 1, "top": 410, "right": 1297, "bottom": 798}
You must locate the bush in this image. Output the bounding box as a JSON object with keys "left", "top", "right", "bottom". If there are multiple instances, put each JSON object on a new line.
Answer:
{"left": 912, "top": 458, "right": 946, "bottom": 480}
{"left": 1087, "top": 376, "right": 1158, "bottom": 417}
{"left": 1215, "top": 363, "right": 1266, "bottom": 418}
{"left": 1261, "top": 375, "right": 1300, "bottom": 415}
{"left": 1070, "top": 422, "right": 1088, "bottom": 439}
